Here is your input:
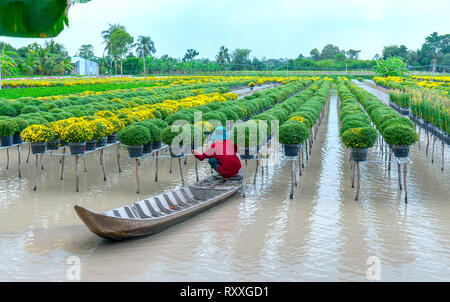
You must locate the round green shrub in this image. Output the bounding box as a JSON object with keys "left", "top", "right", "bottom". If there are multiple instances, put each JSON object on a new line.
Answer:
{"left": 135, "top": 121, "right": 162, "bottom": 142}
{"left": 0, "top": 120, "right": 16, "bottom": 137}
{"left": 21, "top": 105, "right": 40, "bottom": 114}
{"left": 118, "top": 125, "right": 151, "bottom": 146}
{"left": 12, "top": 118, "right": 29, "bottom": 133}
{"left": 161, "top": 125, "right": 186, "bottom": 145}
{"left": 382, "top": 124, "right": 418, "bottom": 146}
{"left": 340, "top": 120, "right": 371, "bottom": 136}
{"left": 0, "top": 104, "right": 17, "bottom": 117}
{"left": 279, "top": 122, "right": 309, "bottom": 145}
{"left": 341, "top": 127, "right": 378, "bottom": 149}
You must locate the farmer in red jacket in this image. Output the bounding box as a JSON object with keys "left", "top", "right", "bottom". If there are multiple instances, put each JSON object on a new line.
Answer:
{"left": 194, "top": 127, "right": 242, "bottom": 180}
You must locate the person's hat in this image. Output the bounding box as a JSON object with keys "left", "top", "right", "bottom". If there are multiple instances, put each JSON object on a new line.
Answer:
{"left": 211, "top": 126, "right": 229, "bottom": 142}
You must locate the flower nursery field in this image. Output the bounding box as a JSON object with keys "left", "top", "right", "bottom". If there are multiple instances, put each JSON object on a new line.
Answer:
{"left": 0, "top": 75, "right": 449, "bottom": 281}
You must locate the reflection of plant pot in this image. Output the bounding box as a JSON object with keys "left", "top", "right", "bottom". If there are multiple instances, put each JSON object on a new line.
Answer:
{"left": 128, "top": 145, "right": 144, "bottom": 158}
{"left": 97, "top": 137, "right": 107, "bottom": 148}
{"left": 85, "top": 140, "right": 97, "bottom": 151}
{"left": 69, "top": 142, "right": 86, "bottom": 155}
{"left": 152, "top": 141, "right": 162, "bottom": 150}
{"left": 169, "top": 146, "right": 184, "bottom": 158}
{"left": 13, "top": 133, "right": 22, "bottom": 145}
{"left": 351, "top": 148, "right": 368, "bottom": 162}
{"left": 46, "top": 138, "right": 60, "bottom": 150}
{"left": 250, "top": 87, "right": 254, "bottom": 91}
{"left": 31, "top": 142, "right": 46, "bottom": 154}
{"left": 143, "top": 143, "right": 153, "bottom": 154}
{"left": 392, "top": 145, "right": 410, "bottom": 158}
{"left": 284, "top": 144, "right": 302, "bottom": 157}
{"left": 1, "top": 135, "right": 13, "bottom": 147}
{"left": 107, "top": 134, "right": 118, "bottom": 144}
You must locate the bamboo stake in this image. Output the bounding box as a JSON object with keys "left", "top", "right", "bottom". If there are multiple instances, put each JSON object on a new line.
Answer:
{"left": 442, "top": 142, "right": 445, "bottom": 172}
{"left": 426, "top": 131, "right": 430, "bottom": 156}
{"left": 101, "top": 149, "right": 106, "bottom": 181}
{"left": 6, "top": 147, "right": 9, "bottom": 170}
{"left": 26, "top": 144, "right": 30, "bottom": 163}
{"left": 17, "top": 145, "right": 21, "bottom": 178}
{"left": 60, "top": 147, "right": 66, "bottom": 180}
{"left": 75, "top": 155, "right": 79, "bottom": 192}
{"left": 195, "top": 156, "right": 199, "bottom": 183}
{"left": 178, "top": 158, "right": 185, "bottom": 187}
{"left": 388, "top": 149, "right": 392, "bottom": 171}
{"left": 298, "top": 151, "right": 302, "bottom": 177}
{"left": 33, "top": 154, "right": 38, "bottom": 191}
{"left": 155, "top": 151, "right": 159, "bottom": 182}
{"left": 403, "top": 163, "right": 408, "bottom": 204}
{"left": 243, "top": 160, "right": 247, "bottom": 198}
{"left": 116, "top": 143, "right": 121, "bottom": 173}
{"left": 398, "top": 163, "right": 402, "bottom": 190}
{"left": 253, "top": 157, "right": 259, "bottom": 185}
{"left": 136, "top": 159, "right": 140, "bottom": 194}
{"left": 351, "top": 161, "right": 355, "bottom": 188}
{"left": 431, "top": 137, "right": 436, "bottom": 164}
{"left": 355, "top": 162, "right": 360, "bottom": 201}
{"left": 290, "top": 160, "right": 295, "bottom": 199}
{"left": 83, "top": 156, "right": 87, "bottom": 172}
{"left": 40, "top": 154, "right": 43, "bottom": 171}
{"left": 184, "top": 156, "right": 187, "bottom": 165}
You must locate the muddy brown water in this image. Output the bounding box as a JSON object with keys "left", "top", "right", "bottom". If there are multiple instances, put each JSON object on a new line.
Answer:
{"left": 0, "top": 89, "right": 449, "bottom": 281}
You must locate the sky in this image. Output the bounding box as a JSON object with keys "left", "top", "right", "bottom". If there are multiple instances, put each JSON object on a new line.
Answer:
{"left": 1, "top": 0, "right": 449, "bottom": 60}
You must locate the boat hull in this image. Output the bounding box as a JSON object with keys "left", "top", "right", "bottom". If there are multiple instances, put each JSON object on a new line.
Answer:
{"left": 74, "top": 180, "right": 242, "bottom": 240}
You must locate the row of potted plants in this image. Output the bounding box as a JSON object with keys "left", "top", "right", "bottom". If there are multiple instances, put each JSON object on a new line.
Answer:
{"left": 337, "top": 79, "right": 378, "bottom": 162}
{"left": 116, "top": 78, "right": 316, "bottom": 158}
{"left": 278, "top": 80, "right": 331, "bottom": 157}
{"left": 344, "top": 79, "right": 418, "bottom": 158}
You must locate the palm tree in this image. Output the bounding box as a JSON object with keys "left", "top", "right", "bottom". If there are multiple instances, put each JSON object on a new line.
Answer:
{"left": 135, "top": 36, "right": 156, "bottom": 76}
{"left": 216, "top": 46, "right": 231, "bottom": 65}
{"left": 102, "top": 23, "right": 126, "bottom": 73}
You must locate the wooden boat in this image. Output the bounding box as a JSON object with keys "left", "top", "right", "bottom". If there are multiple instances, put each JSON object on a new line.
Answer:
{"left": 74, "top": 174, "right": 243, "bottom": 240}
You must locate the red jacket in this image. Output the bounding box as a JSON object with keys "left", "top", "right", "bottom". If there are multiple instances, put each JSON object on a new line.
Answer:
{"left": 194, "top": 140, "right": 242, "bottom": 178}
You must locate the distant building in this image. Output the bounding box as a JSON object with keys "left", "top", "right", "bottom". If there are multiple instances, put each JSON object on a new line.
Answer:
{"left": 71, "top": 57, "right": 99, "bottom": 76}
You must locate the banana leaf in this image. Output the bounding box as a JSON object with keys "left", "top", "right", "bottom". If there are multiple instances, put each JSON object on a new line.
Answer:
{"left": 0, "top": 0, "right": 70, "bottom": 38}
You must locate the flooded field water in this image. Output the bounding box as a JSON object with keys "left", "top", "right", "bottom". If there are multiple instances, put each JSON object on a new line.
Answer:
{"left": 0, "top": 89, "right": 449, "bottom": 281}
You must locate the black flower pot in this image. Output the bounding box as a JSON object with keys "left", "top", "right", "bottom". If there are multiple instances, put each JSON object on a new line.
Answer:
{"left": 107, "top": 134, "right": 118, "bottom": 144}
{"left": 31, "top": 142, "right": 46, "bottom": 154}
{"left": 392, "top": 145, "right": 410, "bottom": 158}
{"left": 143, "top": 142, "right": 153, "bottom": 154}
{"left": 152, "top": 141, "right": 162, "bottom": 150}
{"left": 128, "top": 145, "right": 144, "bottom": 158}
{"left": 446, "top": 133, "right": 450, "bottom": 146}
{"left": 169, "top": 146, "right": 184, "bottom": 158}
{"left": 284, "top": 144, "right": 301, "bottom": 157}
{"left": 1, "top": 135, "right": 13, "bottom": 147}
{"left": 97, "top": 137, "right": 107, "bottom": 148}
{"left": 351, "top": 148, "right": 368, "bottom": 162}
{"left": 46, "top": 138, "right": 60, "bottom": 151}
{"left": 69, "top": 142, "right": 86, "bottom": 155}
{"left": 12, "top": 133, "right": 22, "bottom": 145}
{"left": 85, "top": 140, "right": 97, "bottom": 151}
{"left": 61, "top": 141, "right": 69, "bottom": 147}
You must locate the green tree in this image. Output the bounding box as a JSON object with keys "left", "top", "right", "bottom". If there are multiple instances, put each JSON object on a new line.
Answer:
{"left": 310, "top": 48, "right": 320, "bottom": 61}
{"left": 122, "top": 57, "right": 143, "bottom": 75}
{"left": 375, "top": 57, "right": 409, "bottom": 77}
{"left": 216, "top": 46, "right": 231, "bottom": 65}
{"left": 231, "top": 49, "right": 251, "bottom": 70}
{"left": 77, "top": 44, "right": 95, "bottom": 60}
{"left": 135, "top": 36, "right": 156, "bottom": 75}
{"left": 321, "top": 44, "right": 341, "bottom": 60}
{"left": 382, "top": 45, "right": 408, "bottom": 60}
{"left": 108, "top": 29, "right": 134, "bottom": 74}
{"left": 183, "top": 49, "right": 199, "bottom": 62}
{"left": 1, "top": 45, "right": 18, "bottom": 77}
{"left": 346, "top": 49, "right": 361, "bottom": 60}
